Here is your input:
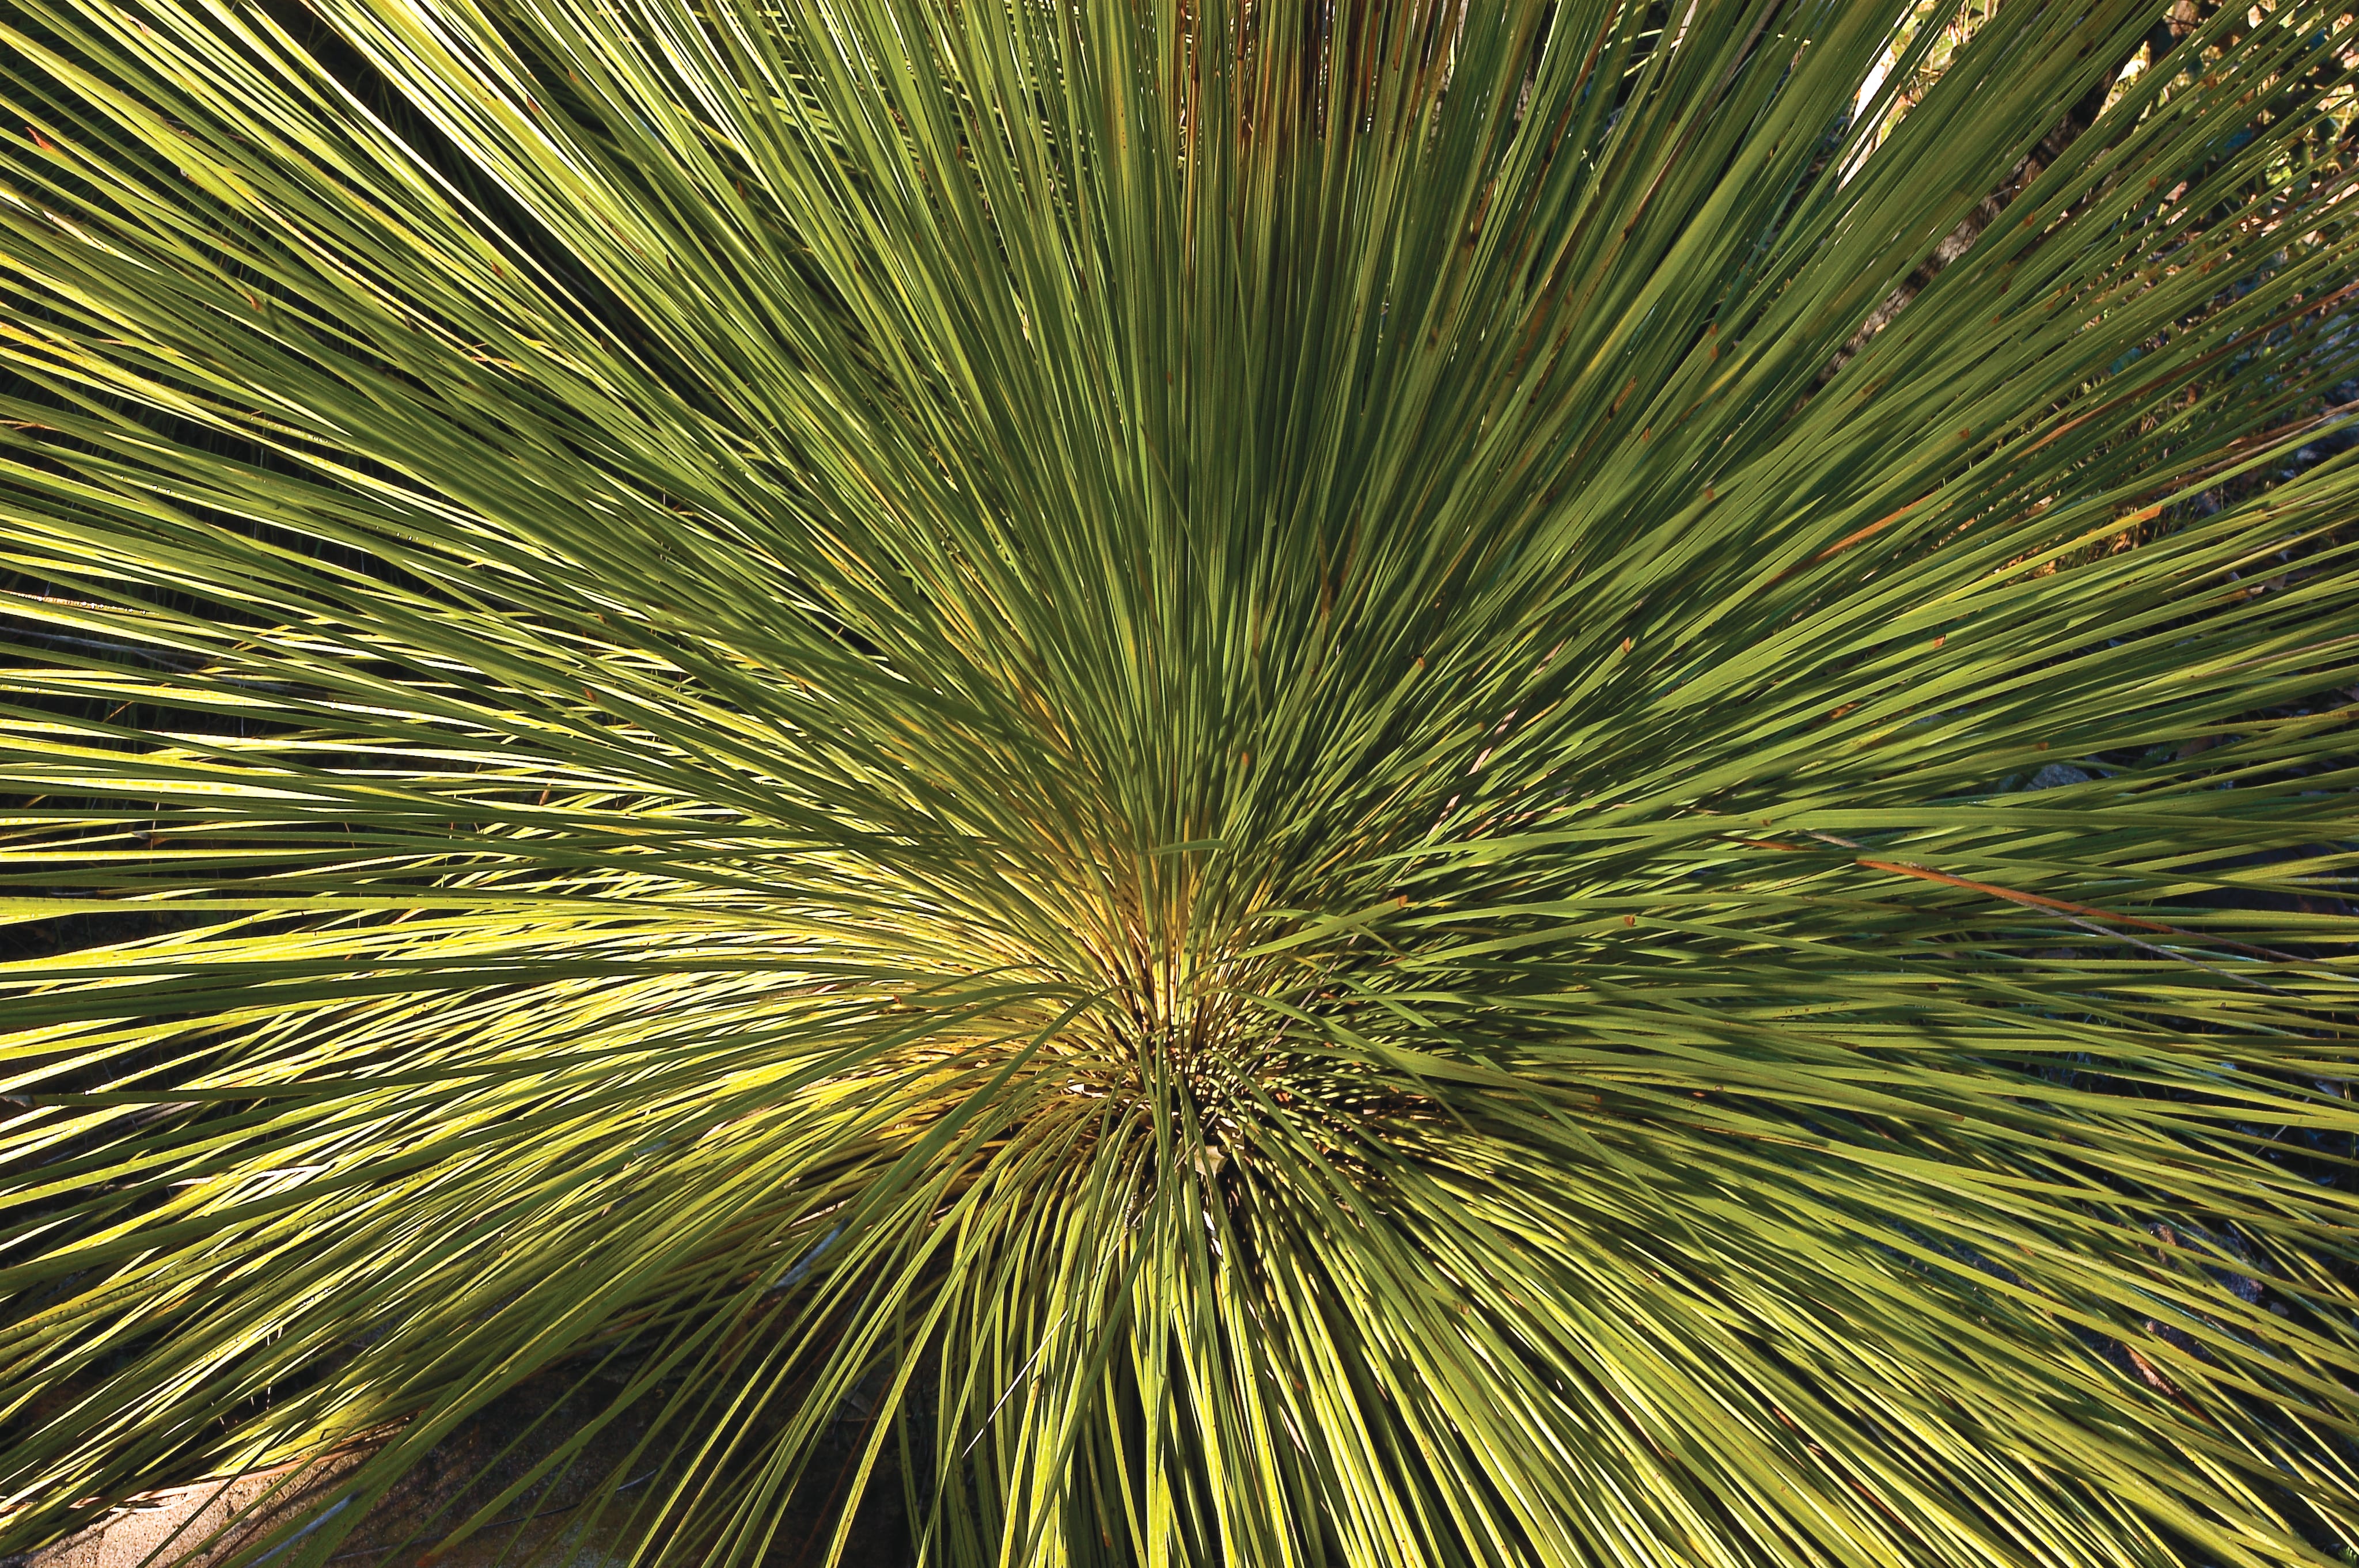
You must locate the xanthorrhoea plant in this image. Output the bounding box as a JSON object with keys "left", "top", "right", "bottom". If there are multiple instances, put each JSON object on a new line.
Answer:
{"left": 3, "top": 0, "right": 2357, "bottom": 1562}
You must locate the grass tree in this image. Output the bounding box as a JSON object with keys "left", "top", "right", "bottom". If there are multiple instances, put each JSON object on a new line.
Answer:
{"left": 5, "top": 0, "right": 2359, "bottom": 1563}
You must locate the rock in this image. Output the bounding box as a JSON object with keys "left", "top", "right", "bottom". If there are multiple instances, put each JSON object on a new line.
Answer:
{"left": 2025, "top": 762, "right": 2091, "bottom": 790}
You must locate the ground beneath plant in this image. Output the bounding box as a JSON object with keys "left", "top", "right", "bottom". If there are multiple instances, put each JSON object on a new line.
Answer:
{"left": 12, "top": 1363, "right": 908, "bottom": 1568}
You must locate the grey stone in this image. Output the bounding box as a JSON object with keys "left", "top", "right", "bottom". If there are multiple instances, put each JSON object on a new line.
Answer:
{"left": 2025, "top": 762, "right": 2091, "bottom": 790}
